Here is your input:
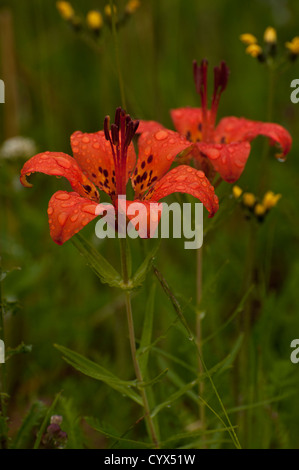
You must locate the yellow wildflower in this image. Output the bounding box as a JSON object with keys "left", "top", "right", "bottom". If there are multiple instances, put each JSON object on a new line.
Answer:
{"left": 242, "top": 192, "right": 256, "bottom": 208}
{"left": 56, "top": 1, "right": 74, "bottom": 21}
{"left": 262, "top": 191, "right": 281, "bottom": 210}
{"left": 240, "top": 33, "right": 258, "bottom": 45}
{"left": 86, "top": 10, "right": 103, "bottom": 30}
{"left": 264, "top": 26, "right": 277, "bottom": 44}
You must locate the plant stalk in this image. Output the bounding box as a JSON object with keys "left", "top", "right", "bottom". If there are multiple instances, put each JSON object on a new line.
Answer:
{"left": 196, "top": 246, "right": 206, "bottom": 437}
{"left": 119, "top": 238, "right": 159, "bottom": 448}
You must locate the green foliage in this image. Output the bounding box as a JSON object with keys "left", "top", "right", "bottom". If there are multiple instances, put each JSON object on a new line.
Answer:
{"left": 1, "top": 0, "right": 299, "bottom": 450}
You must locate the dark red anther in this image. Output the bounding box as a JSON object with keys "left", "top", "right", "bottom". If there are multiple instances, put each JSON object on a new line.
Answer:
{"left": 104, "top": 116, "right": 111, "bottom": 141}
{"left": 111, "top": 124, "right": 119, "bottom": 146}
{"left": 114, "top": 107, "right": 122, "bottom": 129}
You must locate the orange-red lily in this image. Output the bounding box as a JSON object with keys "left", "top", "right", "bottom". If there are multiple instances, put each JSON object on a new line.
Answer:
{"left": 20, "top": 108, "right": 219, "bottom": 245}
{"left": 139, "top": 60, "right": 292, "bottom": 183}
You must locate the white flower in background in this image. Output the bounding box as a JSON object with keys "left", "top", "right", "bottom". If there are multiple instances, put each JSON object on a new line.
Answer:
{"left": 0, "top": 136, "right": 37, "bottom": 159}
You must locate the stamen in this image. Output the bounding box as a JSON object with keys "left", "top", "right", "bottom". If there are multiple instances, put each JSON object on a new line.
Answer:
{"left": 103, "top": 107, "right": 139, "bottom": 197}
{"left": 211, "top": 61, "right": 230, "bottom": 127}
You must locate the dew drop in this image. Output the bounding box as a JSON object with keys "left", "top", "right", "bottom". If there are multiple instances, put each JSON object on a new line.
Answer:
{"left": 70, "top": 214, "right": 79, "bottom": 223}
{"left": 55, "top": 193, "right": 71, "bottom": 201}
{"left": 58, "top": 212, "right": 68, "bottom": 226}
{"left": 56, "top": 157, "right": 71, "bottom": 169}
{"left": 155, "top": 130, "right": 168, "bottom": 141}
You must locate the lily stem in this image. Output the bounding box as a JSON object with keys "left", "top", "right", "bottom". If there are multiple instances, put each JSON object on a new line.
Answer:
{"left": 196, "top": 246, "right": 206, "bottom": 440}
{"left": 119, "top": 238, "right": 159, "bottom": 448}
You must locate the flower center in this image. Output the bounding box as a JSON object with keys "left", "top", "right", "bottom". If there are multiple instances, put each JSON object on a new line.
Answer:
{"left": 104, "top": 107, "right": 139, "bottom": 198}
{"left": 193, "top": 59, "right": 229, "bottom": 142}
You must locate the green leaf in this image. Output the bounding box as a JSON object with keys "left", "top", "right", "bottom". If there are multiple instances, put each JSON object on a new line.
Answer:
{"left": 137, "top": 283, "right": 156, "bottom": 376}
{"left": 131, "top": 242, "right": 160, "bottom": 288}
{"left": 11, "top": 401, "right": 47, "bottom": 449}
{"left": 54, "top": 344, "right": 142, "bottom": 406}
{"left": 139, "top": 368, "right": 168, "bottom": 389}
{"left": 58, "top": 396, "right": 84, "bottom": 449}
{"left": 72, "top": 233, "right": 122, "bottom": 288}
{"left": 85, "top": 417, "right": 152, "bottom": 448}
{"left": 150, "top": 379, "right": 198, "bottom": 418}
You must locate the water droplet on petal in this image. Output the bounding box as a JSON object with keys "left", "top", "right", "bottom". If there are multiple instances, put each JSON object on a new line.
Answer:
{"left": 55, "top": 193, "right": 71, "bottom": 201}
{"left": 155, "top": 130, "right": 168, "bottom": 141}
{"left": 56, "top": 157, "right": 71, "bottom": 169}
{"left": 58, "top": 212, "right": 68, "bottom": 226}
{"left": 70, "top": 214, "right": 79, "bottom": 223}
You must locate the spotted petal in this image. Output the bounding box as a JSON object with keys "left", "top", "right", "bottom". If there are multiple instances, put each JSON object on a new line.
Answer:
{"left": 133, "top": 129, "right": 193, "bottom": 198}
{"left": 71, "top": 130, "right": 136, "bottom": 197}
{"left": 170, "top": 107, "right": 206, "bottom": 142}
{"left": 145, "top": 165, "right": 219, "bottom": 217}
{"left": 20, "top": 152, "right": 99, "bottom": 201}
{"left": 196, "top": 141, "right": 251, "bottom": 183}
{"left": 47, "top": 191, "right": 99, "bottom": 244}
{"left": 215, "top": 116, "right": 292, "bottom": 161}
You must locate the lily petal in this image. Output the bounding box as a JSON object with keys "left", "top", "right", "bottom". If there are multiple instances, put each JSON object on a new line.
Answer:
{"left": 196, "top": 141, "right": 251, "bottom": 183}
{"left": 71, "top": 130, "right": 136, "bottom": 196}
{"left": 215, "top": 116, "right": 292, "bottom": 161}
{"left": 20, "top": 152, "right": 99, "bottom": 201}
{"left": 170, "top": 107, "right": 206, "bottom": 142}
{"left": 145, "top": 165, "right": 219, "bottom": 217}
{"left": 47, "top": 191, "right": 99, "bottom": 244}
{"left": 119, "top": 199, "right": 163, "bottom": 239}
{"left": 133, "top": 129, "right": 193, "bottom": 198}
{"left": 137, "top": 120, "right": 166, "bottom": 134}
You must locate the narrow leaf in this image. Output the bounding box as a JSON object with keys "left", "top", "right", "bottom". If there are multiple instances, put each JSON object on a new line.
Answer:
{"left": 85, "top": 417, "right": 152, "bottom": 448}
{"left": 150, "top": 379, "right": 198, "bottom": 418}
{"left": 11, "top": 401, "right": 46, "bottom": 449}
{"left": 54, "top": 344, "right": 142, "bottom": 406}
{"left": 131, "top": 242, "right": 160, "bottom": 288}
{"left": 72, "top": 233, "right": 122, "bottom": 288}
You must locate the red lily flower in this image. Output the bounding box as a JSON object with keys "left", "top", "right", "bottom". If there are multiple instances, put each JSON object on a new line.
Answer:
{"left": 139, "top": 60, "right": 292, "bottom": 183}
{"left": 20, "top": 108, "right": 219, "bottom": 245}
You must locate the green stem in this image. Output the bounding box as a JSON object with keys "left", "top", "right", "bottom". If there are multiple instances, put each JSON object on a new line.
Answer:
{"left": 109, "top": 0, "right": 127, "bottom": 110}
{"left": 119, "top": 238, "right": 159, "bottom": 448}
{"left": 196, "top": 247, "right": 206, "bottom": 438}
{"left": 153, "top": 265, "right": 241, "bottom": 449}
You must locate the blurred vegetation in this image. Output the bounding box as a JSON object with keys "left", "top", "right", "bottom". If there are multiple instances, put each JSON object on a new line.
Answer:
{"left": 0, "top": 0, "right": 299, "bottom": 449}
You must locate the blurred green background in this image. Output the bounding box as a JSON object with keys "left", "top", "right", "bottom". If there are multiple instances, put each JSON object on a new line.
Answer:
{"left": 1, "top": 0, "right": 299, "bottom": 449}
